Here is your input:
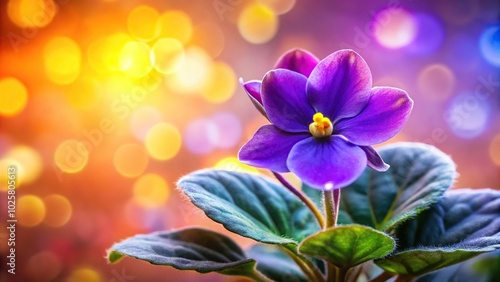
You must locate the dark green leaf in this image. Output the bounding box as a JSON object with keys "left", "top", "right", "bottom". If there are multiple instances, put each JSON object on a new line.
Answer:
{"left": 376, "top": 189, "right": 500, "bottom": 276}
{"left": 338, "top": 142, "right": 456, "bottom": 231}
{"left": 108, "top": 228, "right": 256, "bottom": 276}
{"left": 178, "top": 169, "right": 320, "bottom": 245}
{"left": 299, "top": 225, "right": 395, "bottom": 269}
{"left": 248, "top": 244, "right": 307, "bottom": 282}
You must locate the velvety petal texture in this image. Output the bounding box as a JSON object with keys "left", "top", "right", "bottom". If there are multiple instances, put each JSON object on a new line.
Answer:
{"left": 274, "top": 49, "right": 319, "bottom": 77}
{"left": 287, "top": 136, "right": 367, "bottom": 189}
{"left": 307, "top": 50, "right": 372, "bottom": 121}
{"left": 335, "top": 87, "right": 413, "bottom": 146}
{"left": 361, "top": 146, "right": 389, "bottom": 171}
{"left": 239, "top": 125, "right": 309, "bottom": 173}
{"left": 261, "top": 70, "right": 315, "bottom": 133}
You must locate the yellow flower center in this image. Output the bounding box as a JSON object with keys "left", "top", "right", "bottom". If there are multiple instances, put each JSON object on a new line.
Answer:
{"left": 309, "top": 112, "right": 333, "bottom": 138}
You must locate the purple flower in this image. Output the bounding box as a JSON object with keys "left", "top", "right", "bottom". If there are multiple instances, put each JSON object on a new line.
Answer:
{"left": 238, "top": 49, "right": 413, "bottom": 190}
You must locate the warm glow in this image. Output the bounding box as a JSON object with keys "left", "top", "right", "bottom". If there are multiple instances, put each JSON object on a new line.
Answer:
{"left": 0, "top": 158, "right": 22, "bottom": 191}
{"left": 418, "top": 64, "right": 455, "bottom": 101}
{"left": 87, "top": 33, "right": 132, "bottom": 73}
{"left": 43, "top": 194, "right": 73, "bottom": 227}
{"left": 26, "top": 251, "right": 62, "bottom": 282}
{"left": 18, "top": 195, "right": 46, "bottom": 227}
{"left": 113, "top": 143, "right": 149, "bottom": 177}
{"left": 145, "top": 123, "right": 182, "bottom": 160}
{"left": 214, "top": 157, "right": 259, "bottom": 174}
{"left": 151, "top": 38, "right": 185, "bottom": 74}
{"left": 54, "top": 140, "right": 89, "bottom": 173}
{"left": 7, "top": 0, "right": 57, "bottom": 28}
{"left": 44, "top": 36, "right": 81, "bottom": 84}
{"left": 167, "top": 46, "right": 212, "bottom": 95}
{"left": 257, "top": 0, "right": 296, "bottom": 15}
{"left": 133, "top": 173, "right": 170, "bottom": 208}
{"left": 159, "top": 10, "right": 193, "bottom": 44}
{"left": 119, "top": 41, "right": 153, "bottom": 78}
{"left": 202, "top": 61, "right": 237, "bottom": 103}
{"left": 67, "top": 268, "right": 101, "bottom": 282}
{"left": 238, "top": 4, "right": 278, "bottom": 44}
{"left": 5, "top": 145, "right": 43, "bottom": 185}
{"left": 490, "top": 134, "right": 500, "bottom": 166}
{"left": 374, "top": 8, "right": 417, "bottom": 48}
{"left": 127, "top": 5, "right": 161, "bottom": 42}
{"left": 0, "top": 77, "right": 28, "bottom": 116}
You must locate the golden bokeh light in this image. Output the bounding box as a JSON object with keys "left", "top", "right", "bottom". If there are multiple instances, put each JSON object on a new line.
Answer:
{"left": 0, "top": 157, "right": 22, "bottom": 191}
{"left": 87, "top": 33, "right": 132, "bottom": 73}
{"left": 65, "top": 77, "right": 99, "bottom": 109}
{"left": 151, "top": 38, "right": 185, "bottom": 74}
{"left": 44, "top": 36, "right": 81, "bottom": 85}
{"left": 119, "top": 41, "right": 153, "bottom": 78}
{"left": 214, "top": 157, "right": 259, "bottom": 174}
{"left": 159, "top": 10, "right": 193, "bottom": 44}
{"left": 26, "top": 251, "right": 62, "bottom": 282}
{"left": 238, "top": 4, "right": 278, "bottom": 44}
{"left": 167, "top": 46, "right": 212, "bottom": 95}
{"left": 7, "top": 0, "right": 57, "bottom": 28}
{"left": 202, "top": 61, "right": 237, "bottom": 103}
{"left": 489, "top": 134, "right": 500, "bottom": 166}
{"left": 133, "top": 173, "right": 170, "bottom": 208}
{"left": 145, "top": 123, "right": 182, "bottom": 160}
{"left": 43, "top": 194, "right": 73, "bottom": 227}
{"left": 113, "top": 143, "right": 149, "bottom": 177}
{"left": 418, "top": 64, "right": 455, "bottom": 101}
{"left": 67, "top": 268, "right": 101, "bottom": 282}
{"left": 5, "top": 145, "right": 43, "bottom": 185}
{"left": 18, "top": 195, "right": 46, "bottom": 227}
{"left": 257, "top": 0, "right": 296, "bottom": 15}
{"left": 127, "top": 5, "right": 161, "bottom": 42}
{"left": 0, "top": 77, "right": 28, "bottom": 116}
{"left": 54, "top": 139, "right": 89, "bottom": 173}
{"left": 191, "top": 22, "right": 225, "bottom": 58}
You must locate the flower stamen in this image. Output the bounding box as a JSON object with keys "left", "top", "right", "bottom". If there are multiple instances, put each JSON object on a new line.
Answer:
{"left": 309, "top": 112, "right": 333, "bottom": 138}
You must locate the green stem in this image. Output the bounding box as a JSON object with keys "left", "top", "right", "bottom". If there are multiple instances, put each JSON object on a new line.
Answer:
{"left": 369, "top": 271, "right": 396, "bottom": 282}
{"left": 248, "top": 268, "right": 274, "bottom": 282}
{"left": 273, "top": 172, "right": 325, "bottom": 229}
{"left": 280, "top": 246, "right": 324, "bottom": 282}
{"left": 324, "top": 189, "right": 342, "bottom": 281}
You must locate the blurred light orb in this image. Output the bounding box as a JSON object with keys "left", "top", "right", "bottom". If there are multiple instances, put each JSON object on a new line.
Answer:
{"left": 130, "top": 106, "right": 163, "bottom": 141}
{"left": 479, "top": 26, "right": 500, "bottom": 67}
{"left": 159, "top": 10, "right": 193, "bottom": 44}
{"left": 203, "top": 62, "right": 237, "bottom": 103}
{"left": 7, "top": 0, "right": 57, "bottom": 28}
{"left": 151, "top": 38, "right": 185, "bottom": 74}
{"left": 0, "top": 157, "right": 22, "bottom": 191}
{"left": 418, "top": 64, "right": 455, "bottom": 101}
{"left": 238, "top": 4, "right": 278, "bottom": 44}
{"left": 119, "top": 41, "right": 153, "bottom": 78}
{"left": 67, "top": 268, "right": 101, "bottom": 282}
{"left": 43, "top": 194, "right": 73, "bottom": 227}
{"left": 214, "top": 157, "right": 259, "bottom": 174}
{"left": 54, "top": 139, "right": 89, "bottom": 173}
{"left": 373, "top": 8, "right": 417, "bottom": 49}
{"left": 5, "top": 145, "right": 43, "bottom": 185}
{"left": 26, "top": 251, "right": 62, "bottom": 282}
{"left": 257, "top": 0, "right": 296, "bottom": 15}
{"left": 18, "top": 194, "right": 46, "bottom": 227}
{"left": 113, "top": 143, "right": 149, "bottom": 177}
{"left": 490, "top": 134, "right": 500, "bottom": 166}
{"left": 0, "top": 77, "right": 28, "bottom": 116}
{"left": 446, "top": 93, "right": 490, "bottom": 139}
{"left": 88, "top": 33, "right": 132, "bottom": 73}
{"left": 211, "top": 112, "right": 242, "bottom": 149}
{"left": 66, "top": 77, "right": 99, "bottom": 109}
{"left": 406, "top": 13, "right": 444, "bottom": 55}
{"left": 127, "top": 5, "right": 161, "bottom": 42}
{"left": 184, "top": 118, "right": 218, "bottom": 154}
{"left": 167, "top": 46, "right": 212, "bottom": 95}
{"left": 44, "top": 36, "right": 81, "bottom": 84}
{"left": 133, "top": 173, "right": 170, "bottom": 208}
{"left": 191, "top": 22, "right": 225, "bottom": 58}
{"left": 145, "top": 123, "right": 181, "bottom": 160}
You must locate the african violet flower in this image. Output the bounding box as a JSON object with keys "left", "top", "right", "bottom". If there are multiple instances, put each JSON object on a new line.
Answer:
{"left": 238, "top": 49, "right": 413, "bottom": 190}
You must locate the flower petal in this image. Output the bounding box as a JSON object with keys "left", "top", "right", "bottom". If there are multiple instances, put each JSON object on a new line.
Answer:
{"left": 274, "top": 49, "right": 319, "bottom": 77}
{"left": 238, "top": 125, "right": 309, "bottom": 173}
{"left": 336, "top": 87, "right": 413, "bottom": 146}
{"left": 361, "top": 146, "right": 389, "bottom": 171}
{"left": 240, "top": 78, "right": 267, "bottom": 118}
{"left": 287, "top": 136, "right": 367, "bottom": 190}
{"left": 262, "top": 69, "right": 315, "bottom": 133}
{"left": 307, "top": 49, "right": 372, "bottom": 121}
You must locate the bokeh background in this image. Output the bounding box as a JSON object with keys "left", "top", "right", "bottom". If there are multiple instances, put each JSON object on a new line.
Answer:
{"left": 0, "top": 0, "right": 499, "bottom": 281}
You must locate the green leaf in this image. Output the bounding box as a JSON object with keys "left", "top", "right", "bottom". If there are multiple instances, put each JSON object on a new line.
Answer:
{"left": 338, "top": 142, "right": 456, "bottom": 231}
{"left": 375, "top": 189, "right": 500, "bottom": 276}
{"left": 299, "top": 225, "right": 395, "bottom": 269}
{"left": 107, "top": 228, "right": 256, "bottom": 277}
{"left": 178, "top": 169, "right": 320, "bottom": 245}
{"left": 248, "top": 244, "right": 308, "bottom": 282}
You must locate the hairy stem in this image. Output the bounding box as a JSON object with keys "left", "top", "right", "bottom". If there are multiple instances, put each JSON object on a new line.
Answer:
{"left": 370, "top": 271, "right": 396, "bottom": 282}
{"left": 324, "top": 189, "right": 342, "bottom": 281}
{"left": 273, "top": 172, "right": 325, "bottom": 229}
{"left": 248, "top": 268, "right": 274, "bottom": 282}
{"left": 280, "top": 246, "right": 325, "bottom": 282}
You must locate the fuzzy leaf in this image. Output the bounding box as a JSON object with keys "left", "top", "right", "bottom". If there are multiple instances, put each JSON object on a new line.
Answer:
{"left": 178, "top": 169, "right": 320, "bottom": 245}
